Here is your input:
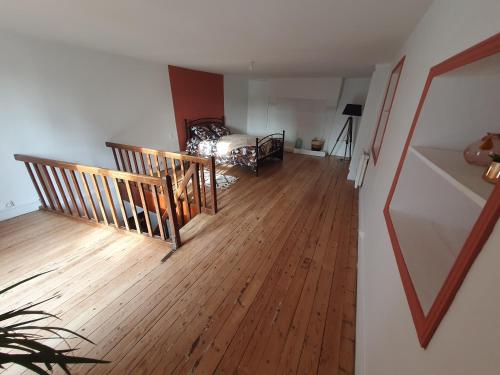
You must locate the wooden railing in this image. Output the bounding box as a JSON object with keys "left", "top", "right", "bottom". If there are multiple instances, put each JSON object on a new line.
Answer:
{"left": 14, "top": 154, "right": 181, "bottom": 249}
{"left": 105, "top": 142, "right": 217, "bottom": 227}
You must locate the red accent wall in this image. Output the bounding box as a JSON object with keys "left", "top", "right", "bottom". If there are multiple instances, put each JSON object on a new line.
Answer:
{"left": 168, "top": 66, "right": 224, "bottom": 150}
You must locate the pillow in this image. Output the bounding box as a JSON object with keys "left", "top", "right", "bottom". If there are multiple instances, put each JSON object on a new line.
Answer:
{"left": 191, "top": 126, "right": 217, "bottom": 141}
{"left": 209, "top": 123, "right": 231, "bottom": 137}
{"left": 186, "top": 136, "right": 201, "bottom": 155}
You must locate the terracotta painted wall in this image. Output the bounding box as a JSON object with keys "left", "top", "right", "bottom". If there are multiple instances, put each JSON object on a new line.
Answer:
{"left": 168, "top": 65, "right": 224, "bottom": 150}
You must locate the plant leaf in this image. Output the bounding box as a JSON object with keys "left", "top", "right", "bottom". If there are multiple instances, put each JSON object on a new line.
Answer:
{"left": 0, "top": 271, "right": 109, "bottom": 373}
{"left": 0, "top": 271, "right": 54, "bottom": 296}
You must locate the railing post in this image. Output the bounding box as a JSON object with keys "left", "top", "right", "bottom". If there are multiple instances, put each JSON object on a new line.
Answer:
{"left": 209, "top": 156, "right": 218, "bottom": 214}
{"left": 164, "top": 175, "right": 181, "bottom": 249}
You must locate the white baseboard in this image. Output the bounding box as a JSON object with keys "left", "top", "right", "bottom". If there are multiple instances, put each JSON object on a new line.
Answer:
{"left": 0, "top": 200, "right": 40, "bottom": 221}
{"left": 285, "top": 147, "right": 326, "bottom": 157}
{"left": 355, "top": 229, "right": 366, "bottom": 375}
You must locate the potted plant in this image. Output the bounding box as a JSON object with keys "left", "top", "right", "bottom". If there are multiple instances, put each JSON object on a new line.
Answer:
{"left": 483, "top": 153, "right": 500, "bottom": 184}
{"left": 0, "top": 271, "right": 108, "bottom": 374}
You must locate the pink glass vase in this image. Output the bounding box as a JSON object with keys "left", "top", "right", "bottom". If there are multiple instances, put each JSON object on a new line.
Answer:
{"left": 463, "top": 133, "right": 500, "bottom": 166}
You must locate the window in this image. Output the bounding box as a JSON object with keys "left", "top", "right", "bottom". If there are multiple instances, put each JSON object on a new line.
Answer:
{"left": 371, "top": 56, "right": 405, "bottom": 164}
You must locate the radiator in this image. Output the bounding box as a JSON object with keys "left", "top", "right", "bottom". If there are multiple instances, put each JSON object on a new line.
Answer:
{"left": 354, "top": 150, "right": 370, "bottom": 189}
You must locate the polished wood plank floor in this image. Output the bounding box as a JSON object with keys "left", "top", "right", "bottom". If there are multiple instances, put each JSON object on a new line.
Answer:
{"left": 0, "top": 153, "right": 358, "bottom": 375}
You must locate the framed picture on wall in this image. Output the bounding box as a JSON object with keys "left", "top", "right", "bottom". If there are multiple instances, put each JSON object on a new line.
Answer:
{"left": 371, "top": 56, "right": 406, "bottom": 164}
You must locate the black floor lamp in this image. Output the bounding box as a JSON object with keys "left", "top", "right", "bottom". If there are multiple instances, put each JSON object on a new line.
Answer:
{"left": 328, "top": 104, "right": 363, "bottom": 159}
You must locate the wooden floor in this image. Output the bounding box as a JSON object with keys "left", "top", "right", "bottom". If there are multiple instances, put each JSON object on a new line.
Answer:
{"left": 0, "top": 153, "right": 358, "bottom": 375}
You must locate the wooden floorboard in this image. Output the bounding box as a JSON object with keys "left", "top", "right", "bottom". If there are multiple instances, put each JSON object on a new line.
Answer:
{"left": 0, "top": 153, "right": 358, "bottom": 375}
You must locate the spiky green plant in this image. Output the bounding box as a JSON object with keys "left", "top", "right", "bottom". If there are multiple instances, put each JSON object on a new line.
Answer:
{"left": 490, "top": 153, "right": 500, "bottom": 163}
{"left": 0, "top": 271, "right": 109, "bottom": 374}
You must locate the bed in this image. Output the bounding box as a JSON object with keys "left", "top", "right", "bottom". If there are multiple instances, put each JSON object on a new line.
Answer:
{"left": 184, "top": 117, "right": 285, "bottom": 176}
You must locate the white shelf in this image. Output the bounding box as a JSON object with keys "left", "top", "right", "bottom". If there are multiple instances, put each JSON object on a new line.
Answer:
{"left": 390, "top": 209, "right": 458, "bottom": 314}
{"left": 290, "top": 148, "right": 326, "bottom": 157}
{"left": 410, "top": 146, "right": 494, "bottom": 207}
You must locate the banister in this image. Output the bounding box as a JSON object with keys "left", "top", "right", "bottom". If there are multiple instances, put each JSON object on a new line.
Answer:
{"left": 14, "top": 154, "right": 166, "bottom": 186}
{"left": 105, "top": 141, "right": 218, "bottom": 216}
{"left": 105, "top": 142, "right": 210, "bottom": 165}
{"left": 14, "top": 153, "right": 181, "bottom": 251}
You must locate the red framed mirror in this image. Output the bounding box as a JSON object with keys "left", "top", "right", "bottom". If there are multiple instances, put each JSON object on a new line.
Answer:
{"left": 384, "top": 34, "right": 500, "bottom": 348}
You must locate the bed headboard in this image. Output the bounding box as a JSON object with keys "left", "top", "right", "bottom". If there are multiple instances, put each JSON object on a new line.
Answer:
{"left": 184, "top": 116, "right": 225, "bottom": 141}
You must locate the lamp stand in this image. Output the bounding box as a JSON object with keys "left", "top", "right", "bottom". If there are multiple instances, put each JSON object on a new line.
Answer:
{"left": 329, "top": 116, "right": 354, "bottom": 160}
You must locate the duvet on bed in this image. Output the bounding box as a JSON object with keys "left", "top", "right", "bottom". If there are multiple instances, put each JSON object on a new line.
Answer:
{"left": 186, "top": 134, "right": 254, "bottom": 168}
{"left": 184, "top": 118, "right": 284, "bottom": 175}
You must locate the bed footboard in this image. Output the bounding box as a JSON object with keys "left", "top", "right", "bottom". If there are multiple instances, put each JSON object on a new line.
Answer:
{"left": 255, "top": 130, "right": 285, "bottom": 176}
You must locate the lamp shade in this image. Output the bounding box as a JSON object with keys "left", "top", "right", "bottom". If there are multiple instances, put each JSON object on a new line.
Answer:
{"left": 342, "top": 104, "right": 363, "bottom": 117}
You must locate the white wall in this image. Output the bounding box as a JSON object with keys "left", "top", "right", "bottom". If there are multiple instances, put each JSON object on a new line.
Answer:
{"left": 412, "top": 73, "right": 500, "bottom": 150}
{"left": 223, "top": 75, "right": 249, "bottom": 134}
{"left": 246, "top": 77, "right": 343, "bottom": 149}
{"left": 348, "top": 64, "right": 391, "bottom": 180}
{"left": 0, "top": 32, "right": 178, "bottom": 220}
{"left": 327, "top": 77, "right": 371, "bottom": 157}
{"left": 356, "top": 0, "right": 500, "bottom": 374}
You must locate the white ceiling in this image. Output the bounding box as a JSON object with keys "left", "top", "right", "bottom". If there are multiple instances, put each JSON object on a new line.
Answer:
{"left": 0, "top": 0, "right": 433, "bottom": 77}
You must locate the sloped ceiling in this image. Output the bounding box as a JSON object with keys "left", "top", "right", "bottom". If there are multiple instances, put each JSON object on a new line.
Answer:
{"left": 0, "top": 0, "right": 433, "bottom": 76}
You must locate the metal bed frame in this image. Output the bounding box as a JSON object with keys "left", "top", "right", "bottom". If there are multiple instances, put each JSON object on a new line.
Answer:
{"left": 184, "top": 117, "right": 285, "bottom": 176}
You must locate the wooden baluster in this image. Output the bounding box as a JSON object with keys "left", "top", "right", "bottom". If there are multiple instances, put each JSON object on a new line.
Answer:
{"left": 50, "top": 166, "right": 70, "bottom": 214}
{"left": 70, "top": 170, "right": 89, "bottom": 218}
{"left": 151, "top": 184, "right": 166, "bottom": 240}
{"left": 177, "top": 196, "right": 185, "bottom": 227}
{"left": 192, "top": 163, "right": 202, "bottom": 214}
{"left": 138, "top": 182, "right": 153, "bottom": 237}
{"left": 132, "top": 152, "right": 139, "bottom": 174}
{"left": 101, "top": 176, "right": 118, "bottom": 228}
{"left": 140, "top": 153, "right": 147, "bottom": 175}
{"left": 124, "top": 150, "right": 133, "bottom": 173}
{"left": 91, "top": 174, "right": 108, "bottom": 225}
{"left": 209, "top": 156, "right": 218, "bottom": 214}
{"left": 146, "top": 154, "right": 154, "bottom": 176}
{"left": 170, "top": 158, "right": 179, "bottom": 189}
{"left": 34, "top": 164, "right": 54, "bottom": 209}
{"left": 163, "top": 157, "right": 170, "bottom": 177}
{"left": 154, "top": 155, "right": 161, "bottom": 177}
{"left": 111, "top": 147, "right": 120, "bottom": 170}
{"left": 164, "top": 175, "right": 181, "bottom": 248}
{"left": 60, "top": 169, "right": 80, "bottom": 217}
{"left": 118, "top": 148, "right": 126, "bottom": 172}
{"left": 42, "top": 165, "right": 62, "bottom": 212}
{"left": 179, "top": 160, "right": 191, "bottom": 220}
{"left": 169, "top": 158, "right": 182, "bottom": 222}
{"left": 153, "top": 155, "right": 163, "bottom": 194}
{"left": 124, "top": 180, "right": 141, "bottom": 234}
{"left": 112, "top": 177, "right": 129, "bottom": 230}
{"left": 24, "top": 162, "right": 47, "bottom": 208}
{"left": 80, "top": 172, "right": 99, "bottom": 222}
{"left": 200, "top": 163, "right": 207, "bottom": 211}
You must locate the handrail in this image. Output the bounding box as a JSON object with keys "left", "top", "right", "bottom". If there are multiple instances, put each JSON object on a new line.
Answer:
{"left": 105, "top": 142, "right": 209, "bottom": 164}
{"left": 14, "top": 154, "right": 181, "bottom": 250}
{"left": 14, "top": 154, "right": 166, "bottom": 185}
{"left": 105, "top": 142, "right": 218, "bottom": 226}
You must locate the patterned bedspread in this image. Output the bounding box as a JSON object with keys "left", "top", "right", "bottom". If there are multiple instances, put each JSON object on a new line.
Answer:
{"left": 186, "top": 134, "right": 281, "bottom": 169}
